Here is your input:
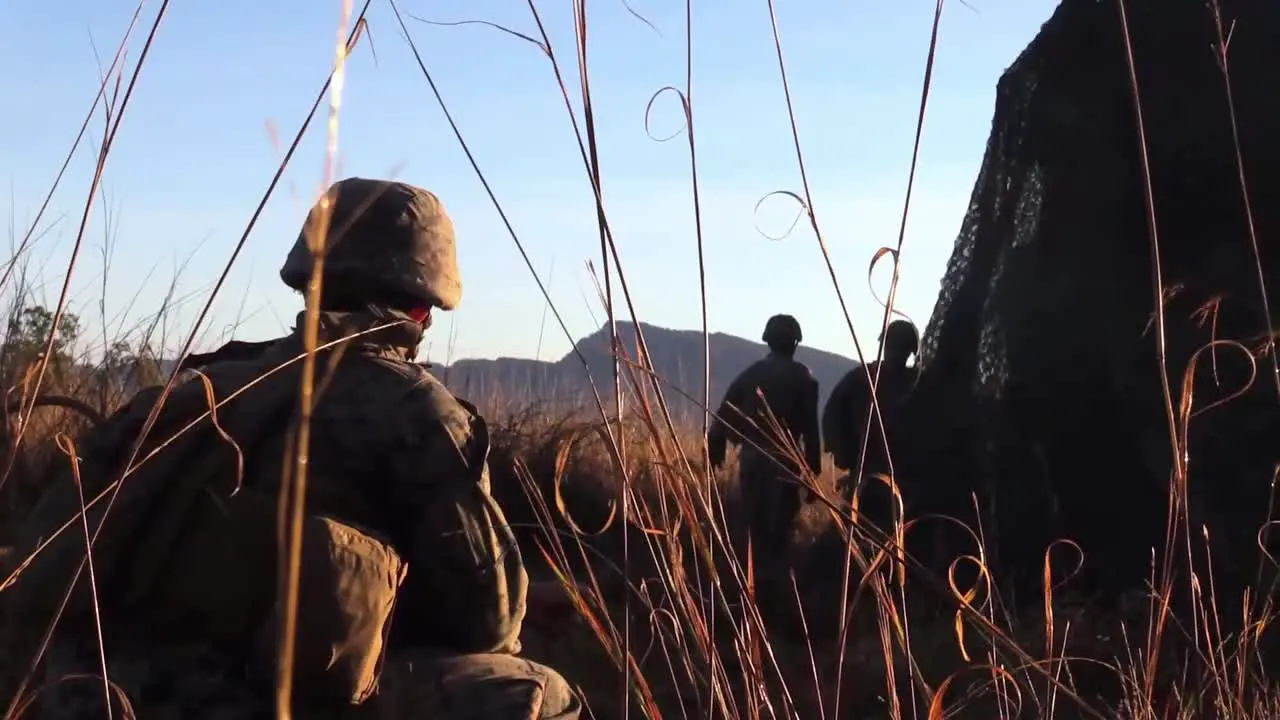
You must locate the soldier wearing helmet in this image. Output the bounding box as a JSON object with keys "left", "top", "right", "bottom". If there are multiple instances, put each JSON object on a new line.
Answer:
{"left": 823, "top": 318, "right": 920, "bottom": 518}
{"left": 11, "top": 178, "right": 581, "bottom": 718}
{"left": 707, "top": 314, "right": 822, "bottom": 572}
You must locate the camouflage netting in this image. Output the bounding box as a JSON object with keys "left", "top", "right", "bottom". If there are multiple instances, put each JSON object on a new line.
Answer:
{"left": 910, "top": 0, "right": 1280, "bottom": 598}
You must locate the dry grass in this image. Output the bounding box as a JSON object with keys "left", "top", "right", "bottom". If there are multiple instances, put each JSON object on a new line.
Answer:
{"left": 3, "top": 370, "right": 1279, "bottom": 719}
{"left": 462, "top": 386, "right": 1280, "bottom": 720}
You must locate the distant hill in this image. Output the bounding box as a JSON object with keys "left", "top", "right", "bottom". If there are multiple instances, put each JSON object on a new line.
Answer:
{"left": 433, "top": 321, "right": 858, "bottom": 422}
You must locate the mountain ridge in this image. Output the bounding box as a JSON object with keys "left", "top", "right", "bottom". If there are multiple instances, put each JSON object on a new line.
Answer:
{"left": 433, "top": 321, "right": 858, "bottom": 421}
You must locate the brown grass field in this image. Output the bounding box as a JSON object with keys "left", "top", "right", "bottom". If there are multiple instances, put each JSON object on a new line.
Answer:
{"left": 1, "top": 358, "right": 1277, "bottom": 720}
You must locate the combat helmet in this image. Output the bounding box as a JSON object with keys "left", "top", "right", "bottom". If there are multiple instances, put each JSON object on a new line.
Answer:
{"left": 279, "top": 177, "right": 462, "bottom": 311}
{"left": 880, "top": 319, "right": 918, "bottom": 359}
{"left": 762, "top": 314, "right": 802, "bottom": 346}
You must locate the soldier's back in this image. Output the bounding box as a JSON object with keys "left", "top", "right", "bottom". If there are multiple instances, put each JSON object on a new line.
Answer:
{"left": 826, "top": 361, "right": 919, "bottom": 473}
{"left": 735, "top": 355, "right": 815, "bottom": 438}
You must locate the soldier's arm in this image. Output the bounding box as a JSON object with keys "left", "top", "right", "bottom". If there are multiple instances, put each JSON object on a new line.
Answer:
{"left": 706, "top": 386, "right": 737, "bottom": 466}
{"left": 802, "top": 374, "right": 822, "bottom": 476}
{"left": 715, "top": 373, "right": 751, "bottom": 438}
{"left": 387, "top": 394, "right": 528, "bottom": 656}
{"left": 846, "top": 372, "right": 874, "bottom": 465}
{"left": 707, "top": 373, "right": 747, "bottom": 466}
{"left": 823, "top": 372, "right": 851, "bottom": 470}
{"left": 706, "top": 424, "right": 727, "bottom": 468}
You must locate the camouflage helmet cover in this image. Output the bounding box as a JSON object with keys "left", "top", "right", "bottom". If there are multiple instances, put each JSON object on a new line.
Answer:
{"left": 762, "top": 314, "right": 802, "bottom": 345}
{"left": 279, "top": 177, "right": 462, "bottom": 310}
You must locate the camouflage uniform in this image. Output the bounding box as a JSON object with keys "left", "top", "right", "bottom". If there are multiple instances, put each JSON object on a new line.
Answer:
{"left": 822, "top": 320, "right": 920, "bottom": 524}
{"left": 707, "top": 315, "right": 821, "bottom": 570}
{"left": 5, "top": 178, "right": 580, "bottom": 719}
{"left": 373, "top": 649, "right": 581, "bottom": 719}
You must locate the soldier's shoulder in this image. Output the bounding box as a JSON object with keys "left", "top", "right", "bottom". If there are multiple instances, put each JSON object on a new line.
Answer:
{"left": 363, "top": 357, "right": 470, "bottom": 412}
{"left": 788, "top": 358, "right": 817, "bottom": 382}
{"left": 359, "top": 357, "right": 481, "bottom": 444}
{"left": 733, "top": 358, "right": 771, "bottom": 382}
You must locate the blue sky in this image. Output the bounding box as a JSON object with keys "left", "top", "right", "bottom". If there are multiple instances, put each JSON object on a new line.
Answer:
{"left": 2, "top": 0, "right": 1056, "bottom": 363}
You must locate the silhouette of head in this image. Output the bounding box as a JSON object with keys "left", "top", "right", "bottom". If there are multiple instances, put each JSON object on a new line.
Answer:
{"left": 880, "top": 320, "right": 918, "bottom": 365}
{"left": 762, "top": 314, "right": 802, "bottom": 356}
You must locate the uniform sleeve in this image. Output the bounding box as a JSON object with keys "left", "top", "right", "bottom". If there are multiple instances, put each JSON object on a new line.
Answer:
{"left": 823, "top": 372, "right": 852, "bottom": 469}
{"left": 801, "top": 373, "right": 822, "bottom": 475}
{"left": 384, "top": 391, "right": 528, "bottom": 656}
{"left": 843, "top": 371, "right": 875, "bottom": 469}
{"left": 707, "top": 371, "right": 748, "bottom": 463}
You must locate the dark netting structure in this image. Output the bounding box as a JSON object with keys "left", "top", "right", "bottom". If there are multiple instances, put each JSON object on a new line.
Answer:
{"left": 906, "top": 0, "right": 1280, "bottom": 600}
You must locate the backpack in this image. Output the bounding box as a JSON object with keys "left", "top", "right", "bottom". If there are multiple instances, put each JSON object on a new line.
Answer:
{"left": 5, "top": 351, "right": 405, "bottom": 708}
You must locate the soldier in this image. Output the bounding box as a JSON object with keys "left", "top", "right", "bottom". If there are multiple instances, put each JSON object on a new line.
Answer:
{"left": 822, "top": 319, "right": 920, "bottom": 519}
{"left": 707, "top": 314, "right": 822, "bottom": 572}
{"left": 3, "top": 178, "right": 581, "bottom": 719}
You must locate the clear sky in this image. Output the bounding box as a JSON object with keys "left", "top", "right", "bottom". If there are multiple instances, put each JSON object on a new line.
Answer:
{"left": 2, "top": 0, "right": 1057, "bottom": 364}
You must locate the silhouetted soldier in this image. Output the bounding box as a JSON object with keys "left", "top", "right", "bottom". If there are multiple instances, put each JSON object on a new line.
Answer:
{"left": 823, "top": 319, "right": 920, "bottom": 522}
{"left": 707, "top": 314, "right": 822, "bottom": 572}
